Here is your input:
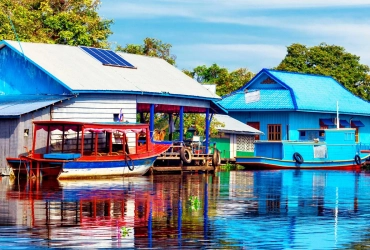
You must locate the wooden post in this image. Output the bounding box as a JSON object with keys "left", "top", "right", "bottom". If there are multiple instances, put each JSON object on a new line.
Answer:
{"left": 36, "top": 162, "right": 40, "bottom": 178}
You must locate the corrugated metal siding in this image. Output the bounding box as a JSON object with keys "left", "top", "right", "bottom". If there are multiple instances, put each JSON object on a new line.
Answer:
{"left": 0, "top": 119, "right": 17, "bottom": 174}
{"left": 51, "top": 94, "right": 137, "bottom": 147}
{"left": 51, "top": 94, "right": 137, "bottom": 123}
{"left": 230, "top": 111, "right": 289, "bottom": 140}
{"left": 0, "top": 108, "right": 51, "bottom": 174}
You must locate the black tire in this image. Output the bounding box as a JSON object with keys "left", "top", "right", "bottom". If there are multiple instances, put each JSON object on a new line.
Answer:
{"left": 293, "top": 152, "right": 304, "bottom": 164}
{"left": 180, "top": 147, "right": 192, "bottom": 164}
{"left": 212, "top": 149, "right": 221, "bottom": 167}
{"left": 125, "top": 154, "right": 134, "bottom": 171}
{"left": 354, "top": 155, "right": 361, "bottom": 165}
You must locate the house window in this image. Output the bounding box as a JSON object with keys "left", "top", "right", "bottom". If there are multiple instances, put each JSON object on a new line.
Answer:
{"left": 268, "top": 124, "right": 281, "bottom": 141}
{"left": 247, "top": 122, "right": 260, "bottom": 140}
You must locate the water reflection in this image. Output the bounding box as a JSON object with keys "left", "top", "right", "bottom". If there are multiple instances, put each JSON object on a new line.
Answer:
{"left": 1, "top": 171, "right": 370, "bottom": 249}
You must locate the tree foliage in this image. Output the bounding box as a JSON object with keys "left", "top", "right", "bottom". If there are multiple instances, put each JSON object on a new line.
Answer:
{"left": 275, "top": 43, "right": 370, "bottom": 100}
{"left": 116, "top": 37, "right": 176, "bottom": 65}
{"left": 0, "top": 0, "right": 113, "bottom": 48}
{"left": 184, "top": 64, "right": 254, "bottom": 97}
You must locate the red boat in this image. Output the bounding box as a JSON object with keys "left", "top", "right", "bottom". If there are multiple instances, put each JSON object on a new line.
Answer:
{"left": 7, "top": 121, "right": 171, "bottom": 179}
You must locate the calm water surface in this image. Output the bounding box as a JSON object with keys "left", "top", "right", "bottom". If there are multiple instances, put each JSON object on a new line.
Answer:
{"left": 1, "top": 170, "right": 370, "bottom": 249}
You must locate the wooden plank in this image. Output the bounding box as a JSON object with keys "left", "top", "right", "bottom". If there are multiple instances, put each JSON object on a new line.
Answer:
{"left": 152, "top": 166, "right": 215, "bottom": 172}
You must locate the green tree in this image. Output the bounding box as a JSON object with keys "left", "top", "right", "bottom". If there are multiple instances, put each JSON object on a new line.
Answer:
{"left": 275, "top": 43, "right": 370, "bottom": 100}
{"left": 0, "top": 0, "right": 112, "bottom": 48}
{"left": 116, "top": 37, "right": 176, "bottom": 65}
{"left": 185, "top": 64, "right": 254, "bottom": 96}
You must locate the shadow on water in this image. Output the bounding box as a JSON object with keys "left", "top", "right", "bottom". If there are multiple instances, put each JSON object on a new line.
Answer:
{"left": 1, "top": 170, "right": 370, "bottom": 248}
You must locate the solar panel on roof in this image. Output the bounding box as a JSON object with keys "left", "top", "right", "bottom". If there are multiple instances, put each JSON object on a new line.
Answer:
{"left": 80, "top": 46, "right": 135, "bottom": 68}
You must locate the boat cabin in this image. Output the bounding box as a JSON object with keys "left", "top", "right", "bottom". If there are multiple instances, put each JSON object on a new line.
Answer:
{"left": 254, "top": 128, "right": 358, "bottom": 162}
{"left": 32, "top": 121, "right": 155, "bottom": 160}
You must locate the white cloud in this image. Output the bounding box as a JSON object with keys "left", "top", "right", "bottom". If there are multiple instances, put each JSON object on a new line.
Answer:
{"left": 100, "top": 1, "right": 370, "bottom": 70}
{"left": 100, "top": 1, "right": 370, "bottom": 19}
{"left": 174, "top": 44, "right": 287, "bottom": 72}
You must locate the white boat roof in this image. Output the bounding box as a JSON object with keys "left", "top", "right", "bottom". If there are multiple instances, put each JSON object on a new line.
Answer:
{"left": 214, "top": 114, "right": 263, "bottom": 135}
{"left": 1, "top": 40, "right": 220, "bottom": 100}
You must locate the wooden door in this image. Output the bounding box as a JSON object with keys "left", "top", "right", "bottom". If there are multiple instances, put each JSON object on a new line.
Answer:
{"left": 247, "top": 122, "right": 260, "bottom": 140}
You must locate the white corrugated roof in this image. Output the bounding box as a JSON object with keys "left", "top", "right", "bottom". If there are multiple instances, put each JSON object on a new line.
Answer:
{"left": 2, "top": 40, "right": 219, "bottom": 100}
{"left": 214, "top": 114, "right": 263, "bottom": 134}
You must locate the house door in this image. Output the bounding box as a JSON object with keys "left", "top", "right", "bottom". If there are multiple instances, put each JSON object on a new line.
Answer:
{"left": 247, "top": 122, "right": 260, "bottom": 140}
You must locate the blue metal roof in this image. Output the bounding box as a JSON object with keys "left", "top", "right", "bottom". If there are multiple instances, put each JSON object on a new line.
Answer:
{"left": 0, "top": 95, "right": 73, "bottom": 117}
{"left": 218, "top": 89, "right": 295, "bottom": 111}
{"left": 220, "top": 69, "right": 370, "bottom": 115}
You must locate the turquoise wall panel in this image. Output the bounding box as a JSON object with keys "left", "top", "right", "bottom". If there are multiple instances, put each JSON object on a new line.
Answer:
{"left": 283, "top": 143, "right": 357, "bottom": 161}
{"left": 0, "top": 47, "right": 69, "bottom": 95}
{"left": 229, "top": 111, "right": 370, "bottom": 145}
{"left": 255, "top": 142, "right": 283, "bottom": 159}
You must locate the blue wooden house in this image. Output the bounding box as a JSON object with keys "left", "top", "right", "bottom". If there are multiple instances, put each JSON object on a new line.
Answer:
{"left": 218, "top": 69, "right": 370, "bottom": 145}
{"left": 0, "top": 40, "right": 224, "bottom": 174}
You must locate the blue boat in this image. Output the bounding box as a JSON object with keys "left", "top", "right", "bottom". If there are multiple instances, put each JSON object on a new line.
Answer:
{"left": 236, "top": 128, "right": 370, "bottom": 170}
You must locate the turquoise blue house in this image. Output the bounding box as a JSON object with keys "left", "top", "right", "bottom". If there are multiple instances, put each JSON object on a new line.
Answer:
{"left": 219, "top": 69, "right": 370, "bottom": 145}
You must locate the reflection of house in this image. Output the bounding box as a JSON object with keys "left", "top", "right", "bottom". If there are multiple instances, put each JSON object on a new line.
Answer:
{"left": 219, "top": 69, "right": 370, "bottom": 143}
{"left": 210, "top": 115, "right": 262, "bottom": 161}
{"left": 0, "top": 40, "right": 223, "bottom": 174}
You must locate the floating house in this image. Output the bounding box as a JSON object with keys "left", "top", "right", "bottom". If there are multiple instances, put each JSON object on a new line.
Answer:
{"left": 219, "top": 69, "right": 370, "bottom": 144}
{"left": 0, "top": 40, "right": 224, "bottom": 175}
{"left": 210, "top": 114, "right": 262, "bottom": 161}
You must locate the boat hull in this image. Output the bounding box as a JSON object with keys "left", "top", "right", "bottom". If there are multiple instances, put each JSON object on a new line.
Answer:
{"left": 235, "top": 155, "right": 369, "bottom": 170}
{"left": 58, "top": 156, "right": 157, "bottom": 179}
{"left": 7, "top": 156, "right": 158, "bottom": 179}
{"left": 7, "top": 157, "right": 63, "bottom": 178}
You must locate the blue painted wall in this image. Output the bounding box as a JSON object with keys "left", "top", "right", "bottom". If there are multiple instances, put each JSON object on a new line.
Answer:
{"left": 0, "top": 47, "right": 70, "bottom": 95}
{"left": 229, "top": 111, "right": 370, "bottom": 144}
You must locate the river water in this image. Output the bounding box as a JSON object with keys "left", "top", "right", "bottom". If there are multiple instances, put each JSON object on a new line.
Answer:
{"left": 1, "top": 170, "right": 370, "bottom": 249}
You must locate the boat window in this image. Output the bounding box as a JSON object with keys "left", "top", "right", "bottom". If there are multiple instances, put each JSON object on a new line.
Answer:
{"left": 300, "top": 131, "right": 306, "bottom": 137}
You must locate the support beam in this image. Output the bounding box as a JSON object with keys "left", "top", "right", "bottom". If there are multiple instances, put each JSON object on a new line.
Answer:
{"left": 179, "top": 106, "right": 184, "bottom": 142}
{"left": 205, "top": 108, "right": 210, "bottom": 154}
{"left": 150, "top": 104, "right": 155, "bottom": 139}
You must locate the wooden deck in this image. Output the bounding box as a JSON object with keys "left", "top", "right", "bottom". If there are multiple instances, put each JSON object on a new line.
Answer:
{"left": 149, "top": 165, "right": 218, "bottom": 174}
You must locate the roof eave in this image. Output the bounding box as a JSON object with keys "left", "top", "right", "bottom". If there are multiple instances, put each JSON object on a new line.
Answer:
{"left": 75, "top": 90, "right": 220, "bottom": 101}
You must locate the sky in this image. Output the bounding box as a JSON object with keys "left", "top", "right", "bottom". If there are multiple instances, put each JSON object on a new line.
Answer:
{"left": 99, "top": 1, "right": 370, "bottom": 73}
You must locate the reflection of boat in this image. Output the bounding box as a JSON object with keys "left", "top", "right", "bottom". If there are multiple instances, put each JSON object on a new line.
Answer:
{"left": 236, "top": 128, "right": 370, "bottom": 170}
{"left": 7, "top": 121, "right": 171, "bottom": 179}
